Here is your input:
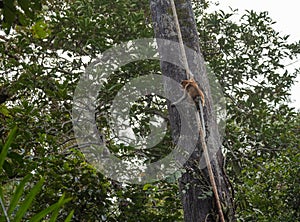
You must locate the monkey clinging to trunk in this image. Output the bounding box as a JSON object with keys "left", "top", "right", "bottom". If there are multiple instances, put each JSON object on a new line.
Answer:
{"left": 171, "top": 78, "right": 205, "bottom": 107}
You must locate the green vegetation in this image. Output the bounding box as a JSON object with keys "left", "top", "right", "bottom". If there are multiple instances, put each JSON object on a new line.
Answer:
{"left": 0, "top": 0, "right": 299, "bottom": 221}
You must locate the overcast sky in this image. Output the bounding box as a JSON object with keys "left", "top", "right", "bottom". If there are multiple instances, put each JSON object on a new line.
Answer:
{"left": 211, "top": 0, "right": 300, "bottom": 109}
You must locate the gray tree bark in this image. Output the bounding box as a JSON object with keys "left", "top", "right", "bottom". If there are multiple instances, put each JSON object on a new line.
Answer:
{"left": 150, "top": 0, "right": 235, "bottom": 221}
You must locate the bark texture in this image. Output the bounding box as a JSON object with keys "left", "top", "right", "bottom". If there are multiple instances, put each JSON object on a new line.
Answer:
{"left": 150, "top": 0, "right": 235, "bottom": 221}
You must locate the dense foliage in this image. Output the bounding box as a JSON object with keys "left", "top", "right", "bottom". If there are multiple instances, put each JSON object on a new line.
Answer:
{"left": 0, "top": 0, "right": 299, "bottom": 221}
{"left": 195, "top": 4, "right": 300, "bottom": 220}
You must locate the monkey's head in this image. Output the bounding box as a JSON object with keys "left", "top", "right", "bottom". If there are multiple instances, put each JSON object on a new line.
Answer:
{"left": 181, "top": 79, "right": 194, "bottom": 88}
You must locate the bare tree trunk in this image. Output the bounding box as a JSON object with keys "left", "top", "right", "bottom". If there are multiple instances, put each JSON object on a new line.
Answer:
{"left": 150, "top": 0, "right": 235, "bottom": 221}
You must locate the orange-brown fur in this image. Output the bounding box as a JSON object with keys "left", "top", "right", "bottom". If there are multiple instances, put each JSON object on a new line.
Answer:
{"left": 181, "top": 79, "right": 205, "bottom": 106}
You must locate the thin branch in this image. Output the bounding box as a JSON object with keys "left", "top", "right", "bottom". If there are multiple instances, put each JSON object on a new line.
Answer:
{"left": 284, "top": 58, "right": 300, "bottom": 67}
{"left": 0, "top": 196, "right": 10, "bottom": 222}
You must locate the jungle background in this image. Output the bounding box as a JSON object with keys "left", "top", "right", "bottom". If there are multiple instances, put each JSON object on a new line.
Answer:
{"left": 0, "top": 0, "right": 299, "bottom": 221}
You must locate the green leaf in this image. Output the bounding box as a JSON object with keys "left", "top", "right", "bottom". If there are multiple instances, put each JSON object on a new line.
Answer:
{"left": 2, "top": 0, "right": 17, "bottom": 33}
{"left": 7, "top": 151, "right": 23, "bottom": 164}
{"left": 0, "top": 126, "right": 18, "bottom": 170}
{"left": 0, "top": 187, "right": 4, "bottom": 201}
{"left": 8, "top": 174, "right": 32, "bottom": 215}
{"left": 31, "top": 0, "right": 42, "bottom": 11}
{"left": 13, "top": 177, "right": 45, "bottom": 222}
{"left": 31, "top": 20, "right": 51, "bottom": 39}
{"left": 29, "top": 194, "right": 72, "bottom": 222}
{"left": 49, "top": 194, "right": 71, "bottom": 222}
{"left": 0, "top": 105, "right": 11, "bottom": 117}
{"left": 143, "top": 184, "right": 151, "bottom": 191}
{"left": 2, "top": 160, "right": 13, "bottom": 177}
{"left": 64, "top": 210, "right": 74, "bottom": 222}
{"left": 17, "top": 0, "right": 31, "bottom": 18}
